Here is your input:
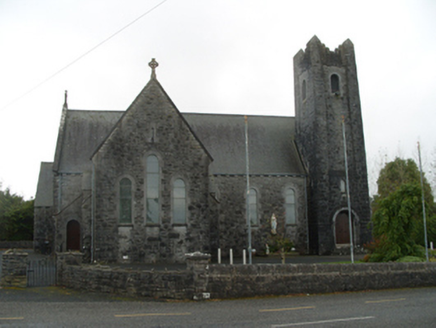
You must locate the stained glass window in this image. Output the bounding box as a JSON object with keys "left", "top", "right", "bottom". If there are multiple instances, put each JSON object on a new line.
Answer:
{"left": 119, "top": 178, "right": 132, "bottom": 224}
{"left": 285, "top": 188, "right": 296, "bottom": 225}
{"left": 248, "top": 188, "right": 258, "bottom": 226}
{"left": 173, "top": 179, "right": 186, "bottom": 224}
{"left": 146, "top": 155, "right": 159, "bottom": 224}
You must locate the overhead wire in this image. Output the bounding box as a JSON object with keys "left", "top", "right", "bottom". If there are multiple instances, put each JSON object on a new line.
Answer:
{"left": 0, "top": 0, "right": 169, "bottom": 112}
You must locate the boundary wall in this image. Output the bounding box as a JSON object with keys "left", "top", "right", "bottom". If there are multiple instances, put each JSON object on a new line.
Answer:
{"left": 54, "top": 252, "right": 436, "bottom": 300}
{"left": 0, "top": 249, "right": 28, "bottom": 287}
{"left": 0, "top": 241, "right": 33, "bottom": 249}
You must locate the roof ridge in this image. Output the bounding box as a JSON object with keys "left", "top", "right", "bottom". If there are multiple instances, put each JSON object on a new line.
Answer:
{"left": 67, "top": 109, "right": 125, "bottom": 113}
{"left": 182, "top": 112, "right": 295, "bottom": 119}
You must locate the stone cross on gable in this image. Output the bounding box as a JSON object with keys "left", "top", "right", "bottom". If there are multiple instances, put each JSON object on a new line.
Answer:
{"left": 149, "top": 58, "right": 159, "bottom": 79}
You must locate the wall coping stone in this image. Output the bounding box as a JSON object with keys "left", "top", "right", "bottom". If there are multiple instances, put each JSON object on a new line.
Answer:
{"left": 185, "top": 252, "right": 211, "bottom": 260}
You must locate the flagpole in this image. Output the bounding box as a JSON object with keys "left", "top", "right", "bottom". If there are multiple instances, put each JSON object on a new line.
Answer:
{"left": 342, "top": 116, "right": 354, "bottom": 263}
{"left": 244, "top": 116, "right": 252, "bottom": 264}
{"left": 417, "top": 142, "right": 429, "bottom": 262}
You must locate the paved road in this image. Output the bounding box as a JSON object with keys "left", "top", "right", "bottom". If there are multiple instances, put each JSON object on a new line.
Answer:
{"left": 0, "top": 287, "right": 435, "bottom": 327}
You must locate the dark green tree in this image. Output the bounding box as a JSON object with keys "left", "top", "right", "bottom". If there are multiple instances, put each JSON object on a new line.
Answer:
{"left": 367, "top": 158, "right": 436, "bottom": 262}
{"left": 375, "top": 158, "right": 433, "bottom": 202}
{"left": 0, "top": 185, "right": 34, "bottom": 241}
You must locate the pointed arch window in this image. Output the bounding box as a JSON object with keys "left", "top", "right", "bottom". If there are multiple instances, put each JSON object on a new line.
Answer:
{"left": 285, "top": 188, "right": 296, "bottom": 225}
{"left": 146, "top": 155, "right": 160, "bottom": 224}
{"left": 119, "top": 178, "right": 132, "bottom": 224}
{"left": 248, "top": 188, "right": 259, "bottom": 226}
{"left": 173, "top": 179, "right": 186, "bottom": 224}
{"left": 331, "top": 74, "right": 340, "bottom": 94}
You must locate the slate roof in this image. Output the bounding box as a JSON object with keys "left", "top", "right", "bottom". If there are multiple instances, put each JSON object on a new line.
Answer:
{"left": 56, "top": 110, "right": 123, "bottom": 173}
{"left": 184, "top": 113, "right": 305, "bottom": 175}
{"left": 34, "top": 162, "right": 54, "bottom": 206}
{"left": 52, "top": 109, "right": 304, "bottom": 176}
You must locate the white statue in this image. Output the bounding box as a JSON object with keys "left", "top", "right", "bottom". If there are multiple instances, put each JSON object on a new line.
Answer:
{"left": 271, "top": 213, "right": 277, "bottom": 235}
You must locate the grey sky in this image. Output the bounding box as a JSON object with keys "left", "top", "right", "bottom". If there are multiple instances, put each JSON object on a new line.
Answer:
{"left": 1, "top": 0, "right": 436, "bottom": 199}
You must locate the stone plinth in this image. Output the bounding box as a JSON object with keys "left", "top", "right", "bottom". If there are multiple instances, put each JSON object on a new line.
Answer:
{"left": 56, "top": 252, "right": 84, "bottom": 284}
{"left": 186, "top": 251, "right": 211, "bottom": 300}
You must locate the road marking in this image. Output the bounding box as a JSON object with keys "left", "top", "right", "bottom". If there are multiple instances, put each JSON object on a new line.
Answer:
{"left": 115, "top": 312, "right": 191, "bottom": 318}
{"left": 260, "top": 306, "right": 315, "bottom": 312}
{"left": 365, "top": 298, "right": 406, "bottom": 304}
{"left": 271, "top": 316, "right": 375, "bottom": 327}
{"left": 0, "top": 317, "right": 24, "bottom": 320}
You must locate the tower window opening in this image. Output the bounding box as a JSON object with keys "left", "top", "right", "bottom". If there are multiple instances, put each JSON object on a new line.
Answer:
{"left": 302, "top": 80, "right": 307, "bottom": 101}
{"left": 331, "top": 74, "right": 340, "bottom": 94}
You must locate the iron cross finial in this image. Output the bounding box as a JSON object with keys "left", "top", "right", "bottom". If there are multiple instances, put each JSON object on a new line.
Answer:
{"left": 149, "top": 58, "right": 159, "bottom": 78}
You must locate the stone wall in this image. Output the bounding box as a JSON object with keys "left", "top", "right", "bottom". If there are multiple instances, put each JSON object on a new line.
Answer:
{"left": 206, "top": 262, "right": 436, "bottom": 299}
{"left": 92, "top": 79, "right": 211, "bottom": 263}
{"left": 294, "top": 37, "right": 371, "bottom": 254}
{"left": 0, "top": 241, "right": 33, "bottom": 249}
{"left": 57, "top": 252, "right": 197, "bottom": 299}
{"left": 56, "top": 251, "right": 436, "bottom": 300}
{"left": 212, "top": 175, "right": 307, "bottom": 257}
{"left": 0, "top": 249, "right": 28, "bottom": 288}
{"left": 34, "top": 207, "right": 54, "bottom": 254}
{"left": 54, "top": 173, "right": 92, "bottom": 254}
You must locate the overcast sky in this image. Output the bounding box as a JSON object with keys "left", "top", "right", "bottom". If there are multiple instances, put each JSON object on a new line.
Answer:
{"left": 1, "top": 0, "right": 436, "bottom": 199}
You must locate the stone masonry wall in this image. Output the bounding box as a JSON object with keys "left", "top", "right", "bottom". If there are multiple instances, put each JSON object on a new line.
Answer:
{"left": 33, "top": 207, "right": 54, "bottom": 254}
{"left": 0, "top": 241, "right": 34, "bottom": 249}
{"left": 57, "top": 252, "right": 194, "bottom": 299}
{"left": 294, "top": 37, "right": 371, "bottom": 254}
{"left": 213, "top": 175, "right": 307, "bottom": 257}
{"left": 92, "top": 79, "right": 211, "bottom": 263}
{"left": 56, "top": 252, "right": 436, "bottom": 301}
{"left": 0, "top": 249, "right": 28, "bottom": 288}
{"left": 53, "top": 173, "right": 90, "bottom": 253}
{"left": 206, "top": 262, "right": 436, "bottom": 299}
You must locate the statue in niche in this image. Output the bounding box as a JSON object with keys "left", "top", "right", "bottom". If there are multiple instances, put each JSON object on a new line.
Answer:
{"left": 271, "top": 213, "right": 277, "bottom": 235}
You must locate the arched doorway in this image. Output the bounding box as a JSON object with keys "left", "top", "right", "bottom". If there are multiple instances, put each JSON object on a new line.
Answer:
{"left": 67, "top": 220, "right": 81, "bottom": 251}
{"left": 335, "top": 212, "right": 352, "bottom": 245}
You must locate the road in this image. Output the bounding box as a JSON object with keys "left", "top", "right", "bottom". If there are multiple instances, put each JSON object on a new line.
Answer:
{"left": 0, "top": 287, "right": 435, "bottom": 327}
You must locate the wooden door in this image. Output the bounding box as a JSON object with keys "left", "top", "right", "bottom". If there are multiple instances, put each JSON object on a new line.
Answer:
{"left": 67, "top": 220, "right": 81, "bottom": 251}
{"left": 335, "top": 212, "right": 351, "bottom": 244}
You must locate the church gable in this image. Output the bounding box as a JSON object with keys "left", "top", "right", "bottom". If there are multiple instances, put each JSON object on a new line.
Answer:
{"left": 91, "top": 60, "right": 212, "bottom": 263}
{"left": 93, "top": 61, "right": 211, "bottom": 164}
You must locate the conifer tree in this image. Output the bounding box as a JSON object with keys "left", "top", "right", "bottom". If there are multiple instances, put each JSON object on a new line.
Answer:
{"left": 367, "top": 158, "right": 436, "bottom": 261}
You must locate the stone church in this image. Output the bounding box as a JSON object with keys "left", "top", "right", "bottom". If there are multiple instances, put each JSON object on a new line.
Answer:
{"left": 34, "top": 36, "right": 371, "bottom": 263}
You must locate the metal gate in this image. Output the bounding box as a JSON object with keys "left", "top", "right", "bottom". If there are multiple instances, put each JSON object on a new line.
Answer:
{"left": 27, "top": 258, "right": 57, "bottom": 287}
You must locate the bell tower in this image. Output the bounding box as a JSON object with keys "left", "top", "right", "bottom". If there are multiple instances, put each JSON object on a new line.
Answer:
{"left": 294, "top": 36, "right": 371, "bottom": 254}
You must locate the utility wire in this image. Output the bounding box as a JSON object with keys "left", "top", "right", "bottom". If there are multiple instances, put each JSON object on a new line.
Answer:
{"left": 1, "top": 0, "right": 168, "bottom": 112}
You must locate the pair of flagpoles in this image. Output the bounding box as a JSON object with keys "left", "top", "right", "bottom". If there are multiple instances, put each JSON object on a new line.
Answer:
{"left": 245, "top": 116, "right": 429, "bottom": 264}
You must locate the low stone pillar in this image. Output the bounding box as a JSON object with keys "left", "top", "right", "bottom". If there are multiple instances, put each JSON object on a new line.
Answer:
{"left": 56, "top": 252, "right": 83, "bottom": 286}
{"left": 186, "top": 251, "right": 211, "bottom": 300}
{"left": 0, "top": 249, "right": 29, "bottom": 288}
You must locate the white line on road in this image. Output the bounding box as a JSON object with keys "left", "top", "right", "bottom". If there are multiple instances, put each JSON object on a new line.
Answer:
{"left": 365, "top": 298, "right": 406, "bottom": 304}
{"left": 271, "top": 316, "right": 375, "bottom": 327}
{"left": 260, "top": 306, "right": 315, "bottom": 312}
{"left": 115, "top": 312, "right": 191, "bottom": 318}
